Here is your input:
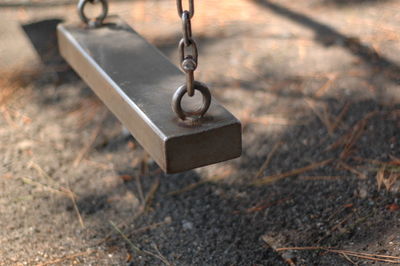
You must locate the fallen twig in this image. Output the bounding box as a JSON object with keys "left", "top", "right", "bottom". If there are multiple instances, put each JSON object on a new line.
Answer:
{"left": 305, "top": 99, "right": 334, "bottom": 136}
{"left": 341, "top": 252, "right": 357, "bottom": 265}
{"left": 331, "top": 102, "right": 350, "bottom": 133}
{"left": 36, "top": 250, "right": 95, "bottom": 266}
{"left": 253, "top": 141, "right": 283, "bottom": 179}
{"left": 95, "top": 207, "right": 145, "bottom": 246}
{"left": 240, "top": 197, "right": 291, "bottom": 214}
{"left": 109, "top": 221, "right": 173, "bottom": 265}
{"left": 135, "top": 175, "right": 145, "bottom": 205}
{"left": 127, "top": 218, "right": 172, "bottom": 238}
{"left": 26, "top": 160, "right": 84, "bottom": 227}
{"left": 27, "top": 161, "right": 53, "bottom": 182}
{"left": 253, "top": 159, "right": 333, "bottom": 186}
{"left": 274, "top": 246, "right": 400, "bottom": 263}
{"left": 144, "top": 178, "right": 160, "bottom": 211}
{"left": 327, "top": 111, "right": 379, "bottom": 159}
{"left": 299, "top": 176, "right": 343, "bottom": 181}
{"left": 338, "top": 161, "right": 368, "bottom": 179}
{"left": 168, "top": 179, "right": 208, "bottom": 196}
{"left": 65, "top": 179, "right": 85, "bottom": 228}
{"left": 20, "top": 177, "right": 66, "bottom": 196}
{"left": 314, "top": 73, "right": 337, "bottom": 98}
{"left": 21, "top": 175, "right": 84, "bottom": 228}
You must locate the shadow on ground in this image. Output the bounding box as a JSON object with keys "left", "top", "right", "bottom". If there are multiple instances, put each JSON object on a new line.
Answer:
{"left": 320, "top": 0, "right": 393, "bottom": 7}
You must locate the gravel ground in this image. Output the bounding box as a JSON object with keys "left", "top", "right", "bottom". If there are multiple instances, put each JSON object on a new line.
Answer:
{"left": 0, "top": 0, "right": 399, "bottom": 265}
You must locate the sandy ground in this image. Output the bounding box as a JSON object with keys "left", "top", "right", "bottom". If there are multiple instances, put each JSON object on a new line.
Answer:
{"left": 0, "top": 0, "right": 399, "bottom": 265}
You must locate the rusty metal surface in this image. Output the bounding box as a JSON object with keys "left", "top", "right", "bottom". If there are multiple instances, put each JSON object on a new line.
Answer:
{"left": 57, "top": 16, "right": 241, "bottom": 173}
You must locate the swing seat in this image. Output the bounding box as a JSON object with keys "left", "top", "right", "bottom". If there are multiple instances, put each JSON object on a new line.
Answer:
{"left": 57, "top": 16, "right": 241, "bottom": 173}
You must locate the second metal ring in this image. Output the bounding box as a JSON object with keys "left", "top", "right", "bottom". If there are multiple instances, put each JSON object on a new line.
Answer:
{"left": 172, "top": 81, "right": 211, "bottom": 121}
{"left": 78, "top": 0, "right": 108, "bottom": 27}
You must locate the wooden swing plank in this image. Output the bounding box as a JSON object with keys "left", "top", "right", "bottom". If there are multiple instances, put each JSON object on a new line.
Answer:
{"left": 57, "top": 16, "right": 241, "bottom": 173}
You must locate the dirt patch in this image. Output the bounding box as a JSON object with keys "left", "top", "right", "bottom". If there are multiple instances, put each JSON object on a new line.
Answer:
{"left": 0, "top": 0, "right": 399, "bottom": 265}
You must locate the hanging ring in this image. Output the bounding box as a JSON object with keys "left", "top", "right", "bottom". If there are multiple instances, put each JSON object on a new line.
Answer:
{"left": 78, "top": 0, "right": 108, "bottom": 27}
{"left": 172, "top": 81, "right": 211, "bottom": 121}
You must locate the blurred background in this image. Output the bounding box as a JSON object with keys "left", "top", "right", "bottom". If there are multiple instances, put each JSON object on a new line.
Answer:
{"left": 0, "top": 0, "right": 399, "bottom": 265}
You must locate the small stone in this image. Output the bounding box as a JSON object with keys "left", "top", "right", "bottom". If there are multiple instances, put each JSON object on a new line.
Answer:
{"left": 359, "top": 189, "right": 367, "bottom": 198}
{"left": 358, "top": 185, "right": 368, "bottom": 199}
{"left": 182, "top": 220, "right": 193, "bottom": 230}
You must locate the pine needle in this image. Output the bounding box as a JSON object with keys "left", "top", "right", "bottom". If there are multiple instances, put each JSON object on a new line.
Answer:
{"left": 253, "top": 159, "right": 333, "bottom": 186}
{"left": 253, "top": 141, "right": 283, "bottom": 179}
{"left": 109, "top": 221, "right": 172, "bottom": 265}
{"left": 274, "top": 246, "right": 400, "bottom": 263}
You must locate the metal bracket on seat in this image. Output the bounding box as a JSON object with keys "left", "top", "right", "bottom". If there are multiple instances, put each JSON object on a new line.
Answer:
{"left": 57, "top": 16, "right": 241, "bottom": 173}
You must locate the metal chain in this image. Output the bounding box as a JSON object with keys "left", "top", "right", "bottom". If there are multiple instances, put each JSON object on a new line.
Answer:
{"left": 177, "top": 0, "right": 198, "bottom": 97}
{"left": 78, "top": 0, "right": 108, "bottom": 27}
{"left": 172, "top": 0, "right": 212, "bottom": 121}
{"left": 76, "top": 0, "right": 210, "bottom": 121}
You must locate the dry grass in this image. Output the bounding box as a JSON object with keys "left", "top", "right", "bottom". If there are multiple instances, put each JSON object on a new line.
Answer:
{"left": 25, "top": 160, "right": 85, "bottom": 228}
{"left": 253, "top": 141, "right": 283, "bottom": 179}
{"left": 109, "top": 221, "right": 173, "bottom": 266}
{"left": 305, "top": 99, "right": 335, "bottom": 136}
{"left": 327, "top": 111, "right": 380, "bottom": 159}
{"left": 352, "top": 157, "right": 400, "bottom": 192}
{"left": 376, "top": 166, "right": 400, "bottom": 192}
{"left": 304, "top": 100, "right": 350, "bottom": 137}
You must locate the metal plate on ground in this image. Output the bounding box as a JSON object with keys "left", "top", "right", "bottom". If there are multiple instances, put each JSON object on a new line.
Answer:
{"left": 57, "top": 16, "right": 241, "bottom": 173}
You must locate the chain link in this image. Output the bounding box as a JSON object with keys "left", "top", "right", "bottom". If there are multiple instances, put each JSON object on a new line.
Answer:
{"left": 177, "top": 0, "right": 194, "bottom": 19}
{"left": 181, "top": 11, "right": 192, "bottom": 47}
{"left": 172, "top": 0, "right": 211, "bottom": 120}
{"left": 176, "top": 0, "right": 197, "bottom": 97}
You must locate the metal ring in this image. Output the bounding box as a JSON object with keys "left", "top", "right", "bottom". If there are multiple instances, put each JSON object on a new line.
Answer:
{"left": 178, "top": 38, "right": 198, "bottom": 64}
{"left": 177, "top": 0, "right": 194, "bottom": 19}
{"left": 78, "top": 0, "right": 108, "bottom": 27}
{"left": 172, "top": 81, "right": 211, "bottom": 121}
